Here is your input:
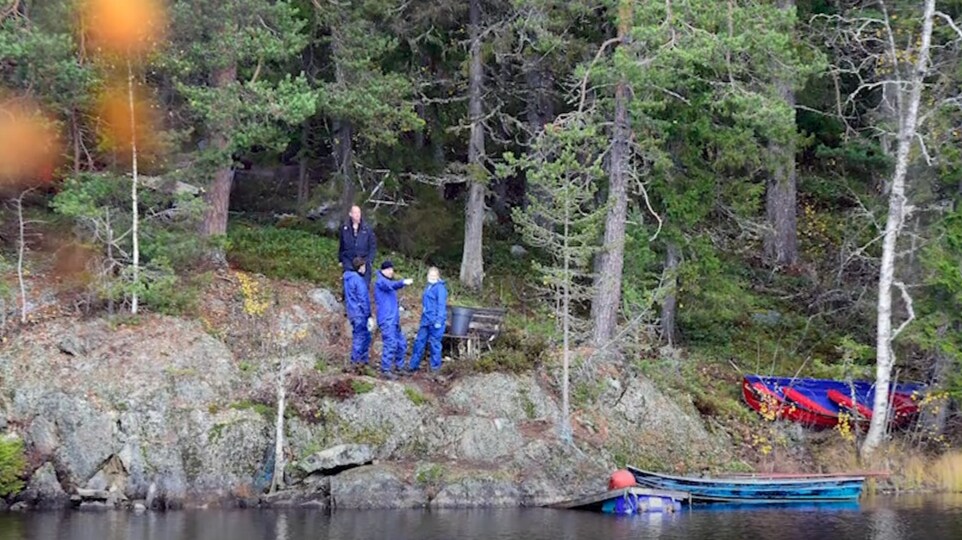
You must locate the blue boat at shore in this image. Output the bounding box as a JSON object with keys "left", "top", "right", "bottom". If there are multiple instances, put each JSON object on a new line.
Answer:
{"left": 628, "top": 467, "right": 865, "bottom": 504}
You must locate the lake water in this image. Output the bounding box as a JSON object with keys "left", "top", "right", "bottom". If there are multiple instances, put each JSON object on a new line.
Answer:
{"left": 1, "top": 495, "right": 961, "bottom": 540}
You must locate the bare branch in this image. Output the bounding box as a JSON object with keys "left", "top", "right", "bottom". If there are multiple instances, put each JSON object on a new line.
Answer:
{"left": 915, "top": 132, "right": 934, "bottom": 166}
{"left": 890, "top": 281, "right": 916, "bottom": 340}
{"left": 576, "top": 37, "right": 622, "bottom": 115}
{"left": 934, "top": 11, "right": 962, "bottom": 40}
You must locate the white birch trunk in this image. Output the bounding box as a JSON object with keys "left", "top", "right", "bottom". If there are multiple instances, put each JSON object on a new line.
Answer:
{"left": 127, "top": 59, "right": 140, "bottom": 315}
{"left": 270, "top": 362, "right": 286, "bottom": 493}
{"left": 16, "top": 192, "right": 28, "bottom": 324}
{"left": 861, "top": 0, "right": 936, "bottom": 459}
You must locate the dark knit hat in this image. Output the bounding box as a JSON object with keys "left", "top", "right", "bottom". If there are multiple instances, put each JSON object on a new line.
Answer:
{"left": 381, "top": 260, "right": 394, "bottom": 270}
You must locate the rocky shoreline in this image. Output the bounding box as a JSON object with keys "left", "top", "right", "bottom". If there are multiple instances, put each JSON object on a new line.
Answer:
{"left": 0, "top": 308, "right": 731, "bottom": 512}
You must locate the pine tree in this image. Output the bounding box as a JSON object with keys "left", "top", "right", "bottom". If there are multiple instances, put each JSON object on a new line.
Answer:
{"left": 509, "top": 116, "right": 606, "bottom": 442}
{"left": 164, "top": 0, "right": 316, "bottom": 240}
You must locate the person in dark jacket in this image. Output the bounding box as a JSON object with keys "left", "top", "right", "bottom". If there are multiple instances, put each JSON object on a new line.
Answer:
{"left": 374, "top": 260, "right": 413, "bottom": 378}
{"left": 406, "top": 266, "right": 448, "bottom": 374}
{"left": 338, "top": 205, "right": 377, "bottom": 285}
{"left": 343, "top": 257, "right": 372, "bottom": 366}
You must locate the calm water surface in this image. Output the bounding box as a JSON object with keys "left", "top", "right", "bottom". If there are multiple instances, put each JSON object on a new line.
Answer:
{"left": 1, "top": 495, "right": 961, "bottom": 540}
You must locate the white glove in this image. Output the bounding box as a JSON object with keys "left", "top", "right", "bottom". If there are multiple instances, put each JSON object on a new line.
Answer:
{"left": 434, "top": 322, "right": 442, "bottom": 330}
{"left": 367, "top": 317, "right": 375, "bottom": 332}
{"left": 403, "top": 278, "right": 414, "bottom": 286}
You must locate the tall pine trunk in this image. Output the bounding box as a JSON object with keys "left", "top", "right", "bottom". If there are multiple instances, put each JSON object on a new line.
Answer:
{"left": 592, "top": 0, "right": 632, "bottom": 348}
{"left": 764, "top": 0, "right": 799, "bottom": 267}
{"left": 333, "top": 118, "right": 355, "bottom": 210}
{"left": 201, "top": 63, "right": 237, "bottom": 237}
{"left": 523, "top": 40, "right": 555, "bottom": 223}
{"left": 297, "top": 120, "right": 310, "bottom": 210}
{"left": 329, "top": 26, "right": 357, "bottom": 211}
{"left": 459, "top": 0, "right": 486, "bottom": 291}
{"left": 660, "top": 242, "right": 680, "bottom": 346}
{"left": 862, "top": 0, "right": 935, "bottom": 459}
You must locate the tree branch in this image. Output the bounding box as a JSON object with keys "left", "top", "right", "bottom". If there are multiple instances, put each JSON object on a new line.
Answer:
{"left": 576, "top": 37, "right": 622, "bottom": 115}
{"left": 934, "top": 11, "right": 962, "bottom": 40}
{"left": 890, "top": 281, "right": 915, "bottom": 340}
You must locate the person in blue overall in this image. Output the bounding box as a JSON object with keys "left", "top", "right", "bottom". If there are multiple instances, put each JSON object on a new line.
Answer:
{"left": 406, "top": 266, "right": 448, "bottom": 374}
{"left": 343, "top": 257, "right": 372, "bottom": 367}
{"left": 374, "top": 260, "right": 413, "bottom": 379}
{"left": 338, "top": 205, "right": 377, "bottom": 286}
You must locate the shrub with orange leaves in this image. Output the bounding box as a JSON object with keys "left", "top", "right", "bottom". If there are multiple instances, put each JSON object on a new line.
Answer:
{"left": 0, "top": 101, "right": 59, "bottom": 191}
{"left": 85, "top": 0, "right": 166, "bottom": 56}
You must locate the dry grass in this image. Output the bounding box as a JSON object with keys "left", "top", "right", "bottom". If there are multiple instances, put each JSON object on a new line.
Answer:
{"left": 932, "top": 452, "right": 962, "bottom": 493}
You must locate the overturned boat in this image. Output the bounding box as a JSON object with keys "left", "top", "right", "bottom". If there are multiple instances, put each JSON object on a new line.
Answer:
{"left": 742, "top": 375, "right": 923, "bottom": 429}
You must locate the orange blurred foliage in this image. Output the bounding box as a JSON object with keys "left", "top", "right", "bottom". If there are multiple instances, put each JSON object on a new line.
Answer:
{"left": 0, "top": 100, "right": 59, "bottom": 192}
{"left": 95, "top": 81, "right": 165, "bottom": 165}
{"left": 52, "top": 242, "right": 99, "bottom": 288}
{"left": 85, "top": 0, "right": 167, "bottom": 56}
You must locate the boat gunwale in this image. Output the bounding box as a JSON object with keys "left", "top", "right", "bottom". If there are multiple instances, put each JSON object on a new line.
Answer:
{"left": 628, "top": 466, "right": 866, "bottom": 486}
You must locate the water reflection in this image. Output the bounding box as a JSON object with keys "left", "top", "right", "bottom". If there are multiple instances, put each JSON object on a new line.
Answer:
{"left": 274, "top": 512, "right": 287, "bottom": 540}
{"left": 0, "top": 497, "right": 960, "bottom": 540}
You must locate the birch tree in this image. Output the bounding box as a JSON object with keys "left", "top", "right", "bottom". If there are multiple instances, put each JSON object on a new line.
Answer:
{"left": 85, "top": 0, "right": 167, "bottom": 313}
{"left": 819, "top": 0, "right": 961, "bottom": 457}
{"left": 862, "top": 0, "right": 946, "bottom": 458}
{"left": 126, "top": 59, "right": 141, "bottom": 313}
{"left": 11, "top": 189, "right": 39, "bottom": 323}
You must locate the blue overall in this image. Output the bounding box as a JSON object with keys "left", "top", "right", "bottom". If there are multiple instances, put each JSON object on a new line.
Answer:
{"left": 408, "top": 280, "right": 447, "bottom": 372}
{"left": 343, "top": 270, "right": 371, "bottom": 364}
{"left": 374, "top": 271, "right": 407, "bottom": 373}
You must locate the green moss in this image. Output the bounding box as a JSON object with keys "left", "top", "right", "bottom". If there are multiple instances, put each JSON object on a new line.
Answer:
{"left": 415, "top": 463, "right": 446, "bottom": 485}
{"left": 518, "top": 388, "right": 536, "bottom": 420}
{"left": 403, "top": 386, "right": 427, "bottom": 406}
{"left": 0, "top": 437, "right": 27, "bottom": 497}
{"left": 208, "top": 423, "right": 226, "bottom": 444}
{"left": 572, "top": 379, "right": 606, "bottom": 408}
{"left": 230, "top": 400, "right": 275, "bottom": 420}
{"left": 180, "top": 445, "right": 204, "bottom": 483}
{"left": 350, "top": 379, "right": 375, "bottom": 395}
{"left": 314, "top": 358, "right": 329, "bottom": 372}
{"left": 346, "top": 424, "right": 388, "bottom": 447}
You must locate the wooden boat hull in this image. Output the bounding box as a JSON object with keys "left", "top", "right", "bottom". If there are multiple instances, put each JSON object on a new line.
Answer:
{"left": 628, "top": 467, "right": 865, "bottom": 504}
